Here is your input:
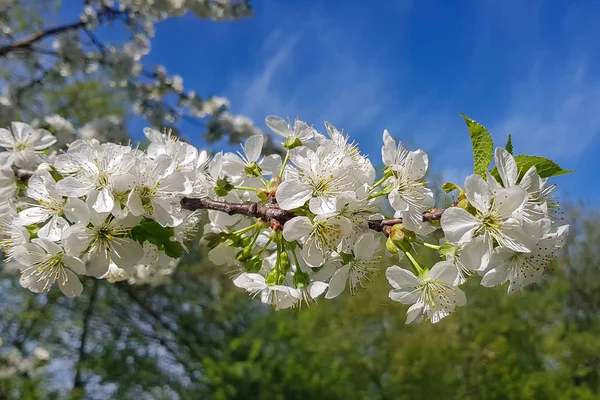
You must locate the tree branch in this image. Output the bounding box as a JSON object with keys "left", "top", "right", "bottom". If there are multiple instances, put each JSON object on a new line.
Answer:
{"left": 181, "top": 197, "right": 447, "bottom": 235}
{"left": 72, "top": 280, "right": 99, "bottom": 396}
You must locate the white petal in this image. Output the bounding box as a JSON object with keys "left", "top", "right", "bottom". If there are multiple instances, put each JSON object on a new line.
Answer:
{"left": 325, "top": 265, "right": 350, "bottom": 299}
{"left": 282, "top": 216, "right": 313, "bottom": 241}
{"left": 258, "top": 154, "right": 281, "bottom": 175}
{"left": 405, "top": 303, "right": 423, "bottom": 324}
{"left": 0, "top": 128, "right": 15, "bottom": 148}
{"left": 440, "top": 207, "right": 480, "bottom": 245}
{"left": 92, "top": 188, "right": 114, "bottom": 213}
{"left": 15, "top": 207, "right": 49, "bottom": 225}
{"left": 64, "top": 197, "right": 90, "bottom": 225}
{"left": 275, "top": 180, "right": 312, "bottom": 210}
{"left": 63, "top": 255, "right": 86, "bottom": 275}
{"left": 428, "top": 261, "right": 459, "bottom": 285}
{"left": 407, "top": 150, "right": 428, "bottom": 180}
{"left": 354, "top": 232, "right": 379, "bottom": 260}
{"left": 495, "top": 186, "right": 527, "bottom": 217}
{"left": 308, "top": 281, "right": 328, "bottom": 299}
{"left": 301, "top": 238, "right": 325, "bottom": 267}
{"left": 56, "top": 176, "right": 94, "bottom": 197}
{"left": 465, "top": 174, "right": 491, "bottom": 213}
{"left": 58, "top": 269, "right": 83, "bottom": 297}
{"left": 385, "top": 265, "right": 419, "bottom": 289}
{"left": 481, "top": 265, "right": 509, "bottom": 287}
{"left": 243, "top": 135, "right": 263, "bottom": 162}
{"left": 495, "top": 148, "right": 518, "bottom": 187}
{"left": 110, "top": 238, "right": 144, "bottom": 271}
{"left": 61, "top": 224, "right": 93, "bottom": 255}
{"left": 38, "top": 216, "right": 69, "bottom": 242}
{"left": 265, "top": 115, "right": 291, "bottom": 138}
{"left": 460, "top": 237, "right": 490, "bottom": 272}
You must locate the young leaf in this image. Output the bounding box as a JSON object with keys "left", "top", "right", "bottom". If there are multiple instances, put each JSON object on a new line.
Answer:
{"left": 460, "top": 113, "right": 494, "bottom": 177}
{"left": 131, "top": 218, "right": 184, "bottom": 259}
{"left": 505, "top": 134, "right": 513, "bottom": 154}
{"left": 441, "top": 182, "right": 460, "bottom": 193}
{"left": 513, "top": 155, "right": 574, "bottom": 179}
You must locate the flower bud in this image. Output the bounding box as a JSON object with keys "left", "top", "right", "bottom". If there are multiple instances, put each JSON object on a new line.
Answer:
{"left": 386, "top": 237, "right": 399, "bottom": 254}
{"left": 246, "top": 255, "right": 262, "bottom": 272}
{"left": 279, "top": 251, "right": 291, "bottom": 274}
{"left": 236, "top": 246, "right": 253, "bottom": 262}
{"left": 389, "top": 224, "right": 405, "bottom": 247}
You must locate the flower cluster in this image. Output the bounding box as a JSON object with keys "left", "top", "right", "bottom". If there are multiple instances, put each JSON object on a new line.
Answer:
{"left": 0, "top": 114, "right": 571, "bottom": 324}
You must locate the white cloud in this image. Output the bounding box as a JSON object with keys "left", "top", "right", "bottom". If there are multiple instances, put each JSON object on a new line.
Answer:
{"left": 494, "top": 57, "right": 600, "bottom": 160}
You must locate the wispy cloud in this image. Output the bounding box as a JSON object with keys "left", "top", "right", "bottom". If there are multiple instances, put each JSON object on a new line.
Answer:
{"left": 226, "top": 7, "right": 413, "bottom": 143}
{"left": 494, "top": 57, "right": 600, "bottom": 160}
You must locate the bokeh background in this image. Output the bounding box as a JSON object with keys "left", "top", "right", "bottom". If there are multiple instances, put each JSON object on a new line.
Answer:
{"left": 1, "top": 1, "right": 600, "bottom": 399}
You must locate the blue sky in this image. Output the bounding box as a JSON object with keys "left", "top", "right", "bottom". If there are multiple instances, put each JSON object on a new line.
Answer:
{"left": 71, "top": 0, "right": 600, "bottom": 204}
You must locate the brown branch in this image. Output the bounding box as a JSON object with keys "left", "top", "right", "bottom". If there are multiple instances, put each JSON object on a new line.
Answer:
{"left": 72, "top": 280, "right": 98, "bottom": 395}
{"left": 0, "top": 7, "right": 125, "bottom": 57}
{"left": 181, "top": 197, "right": 447, "bottom": 235}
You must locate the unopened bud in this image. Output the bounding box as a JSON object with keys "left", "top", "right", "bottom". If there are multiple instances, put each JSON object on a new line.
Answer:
{"left": 279, "top": 251, "right": 290, "bottom": 273}
{"left": 236, "top": 246, "right": 253, "bottom": 262}
{"left": 389, "top": 224, "right": 405, "bottom": 246}
{"left": 386, "top": 237, "right": 399, "bottom": 254}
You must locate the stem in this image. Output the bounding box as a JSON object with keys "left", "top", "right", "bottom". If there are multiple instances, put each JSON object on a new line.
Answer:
{"left": 366, "top": 191, "right": 388, "bottom": 200}
{"left": 369, "top": 171, "right": 392, "bottom": 191}
{"left": 279, "top": 151, "right": 290, "bottom": 178}
{"left": 422, "top": 242, "right": 441, "bottom": 250}
{"left": 234, "top": 186, "right": 257, "bottom": 192}
{"left": 231, "top": 223, "right": 258, "bottom": 236}
{"left": 405, "top": 251, "right": 424, "bottom": 275}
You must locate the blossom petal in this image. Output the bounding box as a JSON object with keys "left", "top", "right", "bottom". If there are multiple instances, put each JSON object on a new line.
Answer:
{"left": 282, "top": 216, "right": 312, "bottom": 241}
{"left": 495, "top": 148, "right": 518, "bottom": 187}
{"left": 429, "top": 261, "right": 459, "bottom": 285}
{"left": 110, "top": 238, "right": 144, "bottom": 271}
{"left": 243, "top": 135, "right": 263, "bottom": 162}
{"left": 64, "top": 197, "right": 90, "bottom": 225}
{"left": 325, "top": 265, "right": 350, "bottom": 299}
{"left": 38, "top": 216, "right": 69, "bottom": 242}
{"left": 15, "top": 206, "right": 50, "bottom": 225}
{"left": 465, "top": 174, "right": 491, "bottom": 213}
{"left": 440, "top": 207, "right": 480, "bottom": 245}
{"left": 265, "top": 115, "right": 291, "bottom": 138}
{"left": 275, "top": 180, "right": 312, "bottom": 210}
{"left": 58, "top": 269, "right": 83, "bottom": 298}
{"left": 385, "top": 265, "right": 419, "bottom": 289}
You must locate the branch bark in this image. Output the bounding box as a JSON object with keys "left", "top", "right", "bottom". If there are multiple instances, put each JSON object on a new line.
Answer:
{"left": 72, "top": 280, "right": 98, "bottom": 397}
{"left": 181, "top": 197, "right": 447, "bottom": 235}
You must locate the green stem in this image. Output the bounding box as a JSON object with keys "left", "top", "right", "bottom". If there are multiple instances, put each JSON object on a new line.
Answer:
{"left": 366, "top": 190, "right": 388, "bottom": 200}
{"left": 405, "top": 251, "right": 424, "bottom": 275}
{"left": 231, "top": 223, "right": 258, "bottom": 236}
{"left": 422, "top": 242, "right": 441, "bottom": 250}
{"left": 234, "top": 185, "right": 257, "bottom": 192}
{"left": 279, "top": 151, "right": 290, "bottom": 178}
{"left": 369, "top": 171, "right": 392, "bottom": 191}
{"left": 257, "top": 237, "right": 273, "bottom": 256}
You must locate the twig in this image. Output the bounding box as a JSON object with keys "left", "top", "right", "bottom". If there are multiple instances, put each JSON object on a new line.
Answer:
{"left": 181, "top": 197, "right": 447, "bottom": 235}
{"left": 72, "top": 280, "right": 99, "bottom": 394}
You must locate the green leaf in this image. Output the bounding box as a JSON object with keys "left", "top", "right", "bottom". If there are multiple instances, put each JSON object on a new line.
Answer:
{"left": 461, "top": 113, "right": 494, "bottom": 177}
{"left": 131, "top": 218, "right": 184, "bottom": 259}
{"left": 441, "top": 182, "right": 460, "bottom": 193}
{"left": 512, "top": 155, "right": 574, "bottom": 179}
{"left": 505, "top": 134, "right": 513, "bottom": 154}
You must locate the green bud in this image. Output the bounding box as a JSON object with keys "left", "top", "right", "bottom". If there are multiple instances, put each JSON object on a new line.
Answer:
{"left": 266, "top": 269, "right": 279, "bottom": 285}
{"left": 284, "top": 136, "right": 303, "bottom": 150}
{"left": 389, "top": 224, "right": 405, "bottom": 246}
{"left": 246, "top": 255, "right": 262, "bottom": 272}
{"left": 386, "top": 237, "right": 399, "bottom": 254}
{"left": 236, "top": 246, "right": 253, "bottom": 262}
{"left": 244, "top": 161, "right": 263, "bottom": 177}
{"left": 279, "top": 252, "right": 291, "bottom": 273}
